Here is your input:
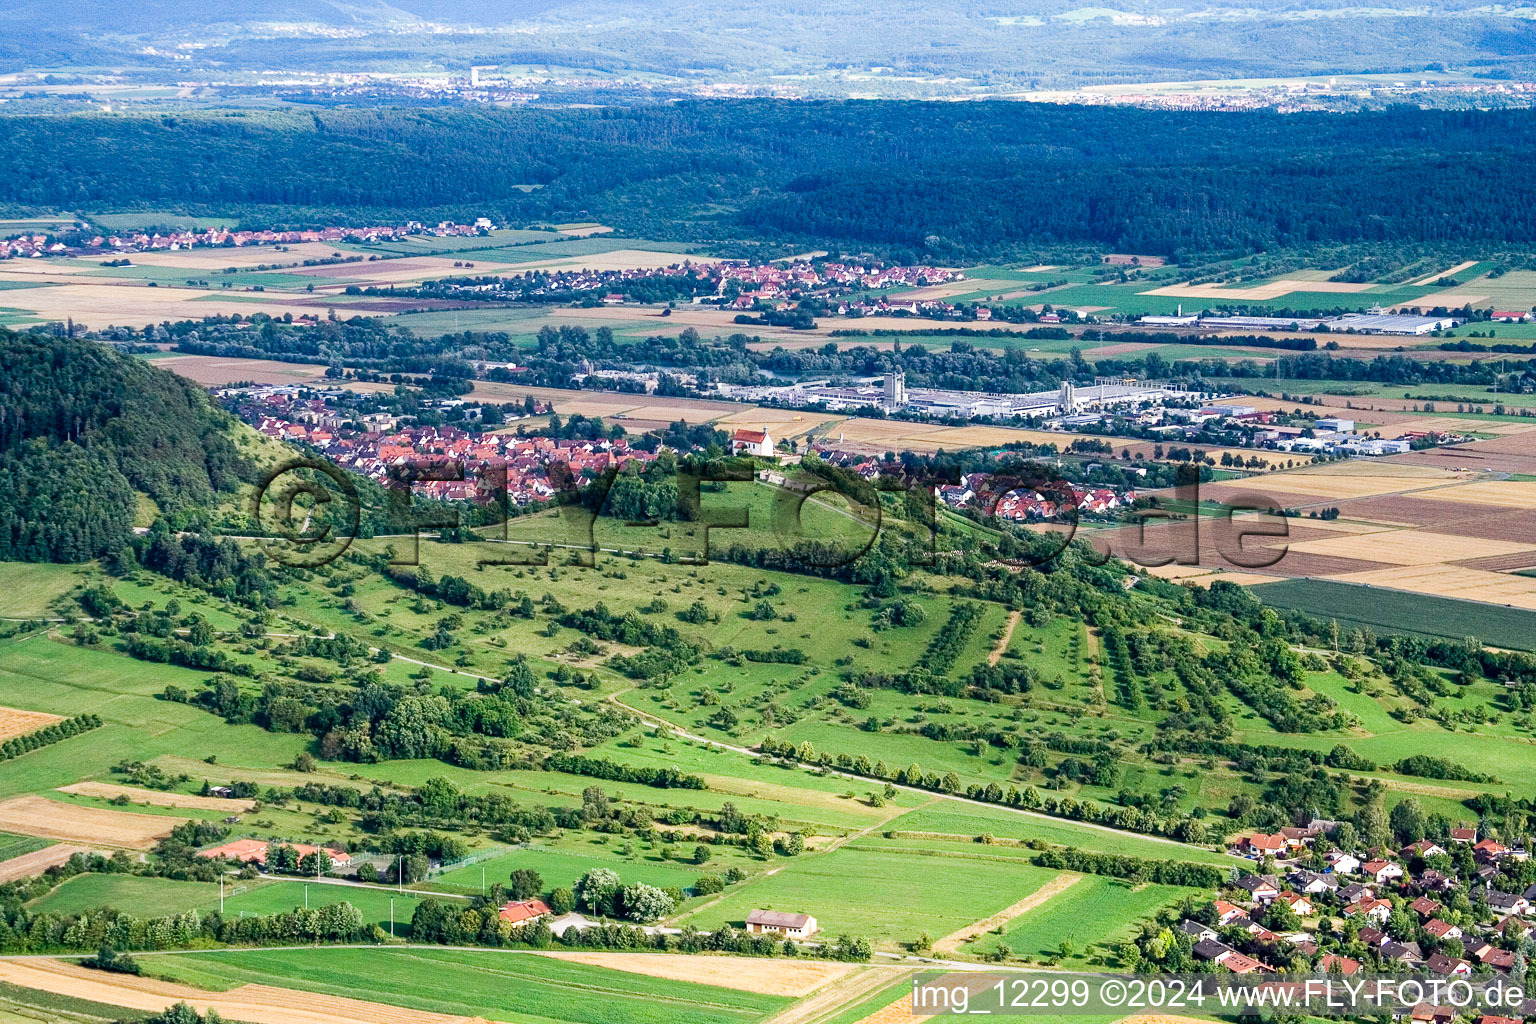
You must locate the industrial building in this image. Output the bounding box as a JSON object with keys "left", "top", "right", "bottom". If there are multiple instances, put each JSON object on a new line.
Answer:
{"left": 1137, "top": 312, "right": 1460, "bottom": 335}
{"left": 713, "top": 374, "right": 1185, "bottom": 421}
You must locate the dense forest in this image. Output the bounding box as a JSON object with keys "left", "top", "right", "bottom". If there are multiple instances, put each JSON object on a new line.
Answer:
{"left": 0, "top": 332, "right": 249, "bottom": 561}
{"left": 5, "top": 104, "right": 1536, "bottom": 258}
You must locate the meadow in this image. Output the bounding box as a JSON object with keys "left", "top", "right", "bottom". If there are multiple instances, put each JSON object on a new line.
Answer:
{"left": 973, "top": 875, "right": 1187, "bottom": 965}
{"left": 675, "top": 843, "right": 1063, "bottom": 944}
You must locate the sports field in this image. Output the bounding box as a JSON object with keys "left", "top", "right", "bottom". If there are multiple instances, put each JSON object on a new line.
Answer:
{"left": 29, "top": 872, "right": 438, "bottom": 934}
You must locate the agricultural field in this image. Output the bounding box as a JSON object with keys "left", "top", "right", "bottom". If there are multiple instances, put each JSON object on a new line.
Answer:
{"left": 142, "top": 947, "right": 794, "bottom": 1024}
{"left": 675, "top": 842, "right": 1065, "bottom": 944}
{"left": 965, "top": 874, "right": 1188, "bottom": 966}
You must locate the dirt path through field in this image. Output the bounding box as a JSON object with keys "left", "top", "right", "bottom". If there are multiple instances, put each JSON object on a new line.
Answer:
{"left": 988, "top": 611, "right": 1021, "bottom": 666}
{"left": 0, "top": 959, "right": 489, "bottom": 1024}
{"left": 932, "top": 872, "right": 1083, "bottom": 954}
{"left": 761, "top": 967, "right": 907, "bottom": 1024}
{"left": 57, "top": 782, "right": 256, "bottom": 813}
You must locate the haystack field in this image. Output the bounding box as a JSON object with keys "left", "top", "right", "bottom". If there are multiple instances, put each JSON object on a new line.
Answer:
{"left": 1140, "top": 279, "right": 1375, "bottom": 300}
{"left": 1328, "top": 565, "right": 1536, "bottom": 609}
{"left": 57, "top": 781, "right": 256, "bottom": 813}
{"left": 153, "top": 354, "right": 331, "bottom": 386}
{"left": 124, "top": 242, "right": 352, "bottom": 270}
{"left": 0, "top": 795, "right": 181, "bottom": 849}
{"left": 1414, "top": 479, "right": 1536, "bottom": 509}
{"left": 0, "top": 282, "right": 321, "bottom": 327}
{"left": 0, "top": 706, "right": 63, "bottom": 741}
{"left": 0, "top": 960, "right": 484, "bottom": 1024}
{"left": 1216, "top": 467, "right": 1467, "bottom": 501}
{"left": 531, "top": 952, "right": 855, "bottom": 996}
{"left": 285, "top": 256, "right": 471, "bottom": 288}
{"left": 1403, "top": 293, "right": 1491, "bottom": 309}
{"left": 1283, "top": 530, "right": 1536, "bottom": 566}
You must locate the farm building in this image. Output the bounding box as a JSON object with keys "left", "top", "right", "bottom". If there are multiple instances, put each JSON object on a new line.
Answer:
{"left": 197, "top": 838, "right": 352, "bottom": 868}
{"left": 745, "top": 909, "right": 817, "bottom": 938}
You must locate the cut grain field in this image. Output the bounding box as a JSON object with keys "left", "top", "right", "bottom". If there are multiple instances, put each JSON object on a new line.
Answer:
{"left": 0, "top": 795, "right": 181, "bottom": 849}
{"left": 0, "top": 706, "right": 63, "bottom": 741}
{"left": 0, "top": 842, "right": 84, "bottom": 883}
{"left": 530, "top": 953, "right": 856, "bottom": 997}
{"left": 0, "top": 959, "right": 484, "bottom": 1024}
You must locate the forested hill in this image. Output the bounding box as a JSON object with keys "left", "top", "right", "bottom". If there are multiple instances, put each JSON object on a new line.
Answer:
{"left": 0, "top": 333, "right": 249, "bottom": 562}
{"left": 3, "top": 104, "right": 1536, "bottom": 258}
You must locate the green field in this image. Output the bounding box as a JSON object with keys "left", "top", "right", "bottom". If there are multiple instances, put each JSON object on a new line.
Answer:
{"left": 882, "top": 806, "right": 1244, "bottom": 867}
{"left": 676, "top": 843, "right": 1061, "bottom": 943}
{"left": 970, "top": 874, "right": 1187, "bottom": 966}
{"left": 435, "top": 842, "right": 713, "bottom": 894}
{"left": 0, "top": 561, "right": 94, "bottom": 618}
{"left": 0, "top": 832, "right": 49, "bottom": 863}
{"left": 1250, "top": 577, "right": 1536, "bottom": 650}
{"left": 147, "top": 947, "right": 791, "bottom": 1024}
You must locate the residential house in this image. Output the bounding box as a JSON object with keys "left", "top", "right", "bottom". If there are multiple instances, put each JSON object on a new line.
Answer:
{"left": 1425, "top": 952, "right": 1472, "bottom": 976}
{"left": 1476, "top": 839, "right": 1511, "bottom": 862}
{"left": 1423, "top": 919, "right": 1462, "bottom": 941}
{"left": 1235, "top": 875, "right": 1281, "bottom": 902}
{"left": 1344, "top": 898, "right": 1392, "bottom": 923}
{"left": 1241, "top": 833, "right": 1288, "bottom": 858}
{"left": 1338, "top": 883, "right": 1375, "bottom": 904}
{"left": 1327, "top": 851, "right": 1362, "bottom": 875}
{"left": 1179, "top": 919, "right": 1217, "bottom": 942}
{"left": 1410, "top": 1006, "right": 1455, "bottom": 1024}
{"left": 1275, "top": 891, "right": 1313, "bottom": 916}
{"left": 1488, "top": 888, "right": 1531, "bottom": 917}
{"left": 1498, "top": 916, "right": 1533, "bottom": 941}
{"left": 1212, "top": 900, "right": 1246, "bottom": 926}
{"left": 1401, "top": 839, "right": 1446, "bottom": 860}
{"left": 1192, "top": 938, "right": 1235, "bottom": 963}
{"left": 498, "top": 899, "right": 552, "bottom": 925}
{"left": 1318, "top": 953, "right": 1362, "bottom": 975}
{"left": 1361, "top": 859, "right": 1404, "bottom": 885}
{"left": 1381, "top": 940, "right": 1424, "bottom": 966}
{"left": 1449, "top": 827, "right": 1477, "bottom": 844}
{"left": 1288, "top": 870, "right": 1339, "bottom": 896}
{"left": 1479, "top": 947, "right": 1517, "bottom": 974}
{"left": 1408, "top": 897, "right": 1442, "bottom": 919}
{"left": 1221, "top": 952, "right": 1271, "bottom": 974}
